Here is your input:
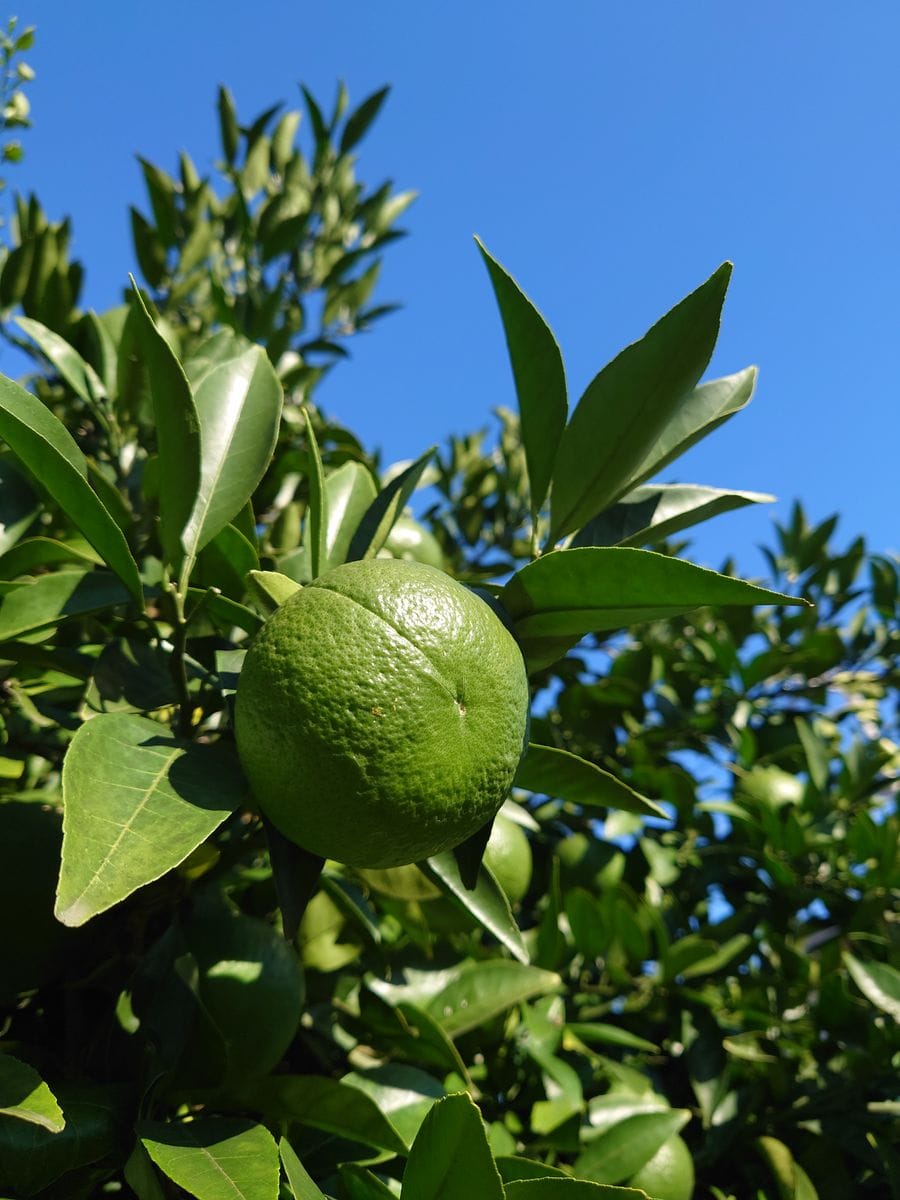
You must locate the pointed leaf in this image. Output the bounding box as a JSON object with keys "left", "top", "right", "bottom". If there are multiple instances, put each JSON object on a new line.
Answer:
{"left": 573, "top": 1110, "right": 690, "bottom": 1184}
{"left": 501, "top": 547, "right": 807, "bottom": 671}
{"left": 0, "top": 1056, "right": 64, "bottom": 1132}
{"left": 302, "top": 409, "right": 327, "bottom": 579}
{"left": 340, "top": 85, "right": 390, "bottom": 154}
{"left": 140, "top": 1118, "right": 279, "bottom": 1200}
{"left": 550, "top": 264, "right": 732, "bottom": 541}
{"left": 262, "top": 815, "right": 324, "bottom": 941}
{"left": 15, "top": 315, "right": 107, "bottom": 407}
{"left": 420, "top": 851, "right": 529, "bottom": 964}
{"left": 56, "top": 713, "right": 245, "bottom": 926}
{"left": 124, "top": 1142, "right": 167, "bottom": 1200}
{"left": 477, "top": 238, "right": 567, "bottom": 516}
{"left": 844, "top": 952, "right": 900, "bottom": 1021}
{"left": 421, "top": 960, "right": 562, "bottom": 1038}
{"left": 279, "top": 1138, "right": 326, "bottom": 1199}
{"left": 0, "top": 569, "right": 132, "bottom": 640}
{"left": 625, "top": 365, "right": 757, "bottom": 490}
{"left": 218, "top": 85, "right": 240, "bottom": 163}
{"left": 402, "top": 1093, "right": 505, "bottom": 1200}
{"left": 241, "top": 1076, "right": 407, "bottom": 1154}
{"left": 131, "top": 287, "right": 201, "bottom": 567}
{"left": 247, "top": 569, "right": 302, "bottom": 614}
{"left": 571, "top": 483, "right": 774, "bottom": 549}
{"left": 321, "top": 460, "right": 378, "bottom": 570}
{"left": 505, "top": 1182, "right": 652, "bottom": 1198}
{"left": 347, "top": 446, "right": 436, "bottom": 561}
{"left": 338, "top": 1163, "right": 396, "bottom": 1199}
{"left": 515, "top": 743, "right": 664, "bottom": 819}
{"left": 183, "top": 345, "right": 282, "bottom": 558}
{"left": 0, "top": 374, "right": 143, "bottom": 598}
{"left": 0, "top": 455, "right": 38, "bottom": 556}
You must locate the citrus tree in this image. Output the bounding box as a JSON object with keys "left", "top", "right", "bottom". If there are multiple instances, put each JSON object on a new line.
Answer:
{"left": 0, "top": 60, "right": 897, "bottom": 1200}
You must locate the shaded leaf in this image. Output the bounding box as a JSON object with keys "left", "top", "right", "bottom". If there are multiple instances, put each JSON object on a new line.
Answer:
{"left": 55, "top": 713, "right": 245, "bottom": 926}
{"left": 573, "top": 1110, "right": 689, "bottom": 1184}
{"left": 0, "top": 455, "right": 38, "bottom": 556}
{"left": 505, "top": 1182, "right": 652, "bottom": 1198}
{"left": 515, "top": 743, "right": 664, "bottom": 819}
{"left": 477, "top": 238, "right": 567, "bottom": 517}
{"left": 338, "top": 1162, "right": 397, "bottom": 1199}
{"left": 340, "top": 85, "right": 391, "bottom": 154}
{"left": 346, "top": 446, "right": 436, "bottom": 561}
{"left": 303, "top": 409, "right": 327, "bottom": 580}
{"left": 0, "top": 1056, "right": 64, "bottom": 1132}
{"left": 0, "top": 569, "right": 132, "bottom": 640}
{"left": 0, "top": 374, "right": 142, "bottom": 597}
{"left": 550, "top": 264, "right": 732, "bottom": 541}
{"left": 280, "top": 1138, "right": 326, "bottom": 1199}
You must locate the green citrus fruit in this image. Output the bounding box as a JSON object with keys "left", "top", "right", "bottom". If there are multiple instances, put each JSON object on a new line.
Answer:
{"left": 627, "top": 1134, "right": 695, "bottom": 1200}
{"left": 484, "top": 812, "right": 533, "bottom": 904}
{"left": 235, "top": 558, "right": 529, "bottom": 868}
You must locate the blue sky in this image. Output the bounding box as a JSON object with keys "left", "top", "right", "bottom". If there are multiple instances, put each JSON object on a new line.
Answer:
{"left": 9, "top": 2, "right": 898, "bottom": 571}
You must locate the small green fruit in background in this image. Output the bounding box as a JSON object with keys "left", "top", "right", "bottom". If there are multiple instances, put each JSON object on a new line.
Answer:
{"left": 627, "top": 1134, "right": 695, "bottom": 1200}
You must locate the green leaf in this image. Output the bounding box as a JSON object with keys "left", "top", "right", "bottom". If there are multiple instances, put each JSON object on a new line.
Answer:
{"left": 505, "top": 1182, "right": 652, "bottom": 1198}
{"left": 756, "top": 1136, "right": 820, "bottom": 1200}
{"left": 15, "top": 316, "right": 107, "bottom": 410}
{"left": 321, "top": 460, "right": 378, "bottom": 570}
{"left": 676, "top": 933, "right": 753, "bottom": 979}
{"left": 624, "top": 365, "right": 758, "bottom": 491}
{"left": 55, "top": 713, "right": 245, "bottom": 926}
{"left": 0, "top": 1056, "right": 64, "bottom": 1132}
{"left": 418, "top": 959, "right": 561, "bottom": 1038}
{"left": 549, "top": 264, "right": 732, "bottom": 542}
{"left": 341, "top": 1065, "right": 444, "bottom": 1149}
{"left": 0, "top": 1084, "right": 124, "bottom": 1197}
{"left": 495, "top": 1157, "right": 569, "bottom": 1184}
{"left": 402, "top": 1093, "right": 505, "bottom": 1200}
{"left": 795, "top": 717, "right": 830, "bottom": 792}
{"left": 340, "top": 85, "right": 390, "bottom": 154}
{"left": 0, "top": 374, "right": 143, "bottom": 598}
{"left": 0, "top": 455, "right": 38, "bottom": 556}
{"left": 515, "top": 743, "right": 665, "bottom": 819}
{"left": 240, "top": 1076, "right": 408, "bottom": 1155}
{"left": 347, "top": 446, "right": 436, "bottom": 561}
{"left": 571, "top": 483, "right": 774, "bottom": 549}
{"left": 182, "top": 344, "right": 283, "bottom": 558}
{"left": 573, "top": 1110, "right": 690, "bottom": 1184}
{"left": 565, "top": 1024, "right": 659, "bottom": 1054}
{"left": 279, "top": 1138, "right": 326, "bottom": 1199}
{"left": 0, "top": 534, "right": 102, "bottom": 579}
{"left": 303, "top": 409, "right": 327, "bottom": 580}
{"left": 420, "top": 851, "right": 529, "bottom": 964}
{"left": 843, "top": 952, "right": 900, "bottom": 1021}
{"left": 500, "top": 547, "right": 807, "bottom": 671}
{"left": 218, "top": 85, "right": 240, "bottom": 164}
{"left": 140, "top": 1118, "right": 279, "bottom": 1200}
{"left": 476, "top": 238, "right": 567, "bottom": 517}
{"left": 123, "top": 1142, "right": 167, "bottom": 1200}
{"left": 131, "top": 287, "right": 201, "bottom": 568}
{"left": 338, "top": 1163, "right": 397, "bottom": 1199}
{"left": 0, "top": 570, "right": 133, "bottom": 640}
{"left": 247, "top": 569, "right": 302, "bottom": 614}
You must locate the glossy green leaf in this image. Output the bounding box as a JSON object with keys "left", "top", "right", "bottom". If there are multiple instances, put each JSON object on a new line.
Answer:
{"left": 0, "top": 374, "right": 143, "bottom": 598}
{"left": 0, "top": 455, "right": 38, "bottom": 556}
{"left": 247, "top": 569, "right": 302, "bottom": 614}
{"left": 585, "top": 1094, "right": 673, "bottom": 1135}
{"left": 501, "top": 547, "right": 806, "bottom": 671}
{"left": 844, "top": 952, "right": 900, "bottom": 1021}
{"left": 241, "top": 1075, "right": 407, "bottom": 1154}
{"left": 303, "top": 409, "right": 327, "bottom": 579}
{"left": 0, "top": 534, "right": 101, "bottom": 579}
{"left": 321, "top": 460, "right": 378, "bottom": 569}
{"left": 346, "top": 446, "right": 436, "bottom": 561}
{"left": 550, "top": 264, "right": 732, "bottom": 542}
{"left": 131, "top": 287, "right": 201, "bottom": 568}
{"left": 140, "top": 1118, "right": 279, "bottom": 1200}
{"left": 571, "top": 483, "right": 774, "bottom": 549}
{"left": 55, "top": 713, "right": 245, "bottom": 926}
{"left": 340, "top": 85, "right": 391, "bottom": 154}
{"left": 624, "top": 365, "right": 758, "bottom": 491}
{"left": 420, "top": 851, "right": 529, "bottom": 964}
{"left": 195, "top": 522, "right": 258, "bottom": 600}
{"left": 573, "top": 1109, "right": 689, "bottom": 1184}
{"left": 279, "top": 1138, "right": 326, "bottom": 1200}
{"left": 0, "top": 569, "right": 133, "bottom": 640}
{"left": 515, "top": 743, "right": 665, "bottom": 819}
{"left": 342, "top": 1065, "right": 444, "bottom": 1149}
{"left": 402, "top": 1093, "right": 504, "bottom": 1200}
{"left": 15, "top": 316, "right": 106, "bottom": 408}
{"left": 415, "top": 960, "right": 561, "bottom": 1038}
{"left": 0, "top": 1056, "right": 64, "bottom": 1132}
{"left": 505, "top": 1182, "right": 651, "bottom": 1198}
{"left": 477, "top": 238, "right": 567, "bottom": 517}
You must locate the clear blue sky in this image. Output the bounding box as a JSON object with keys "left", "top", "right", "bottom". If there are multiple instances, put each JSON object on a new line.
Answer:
{"left": 9, "top": 2, "right": 898, "bottom": 571}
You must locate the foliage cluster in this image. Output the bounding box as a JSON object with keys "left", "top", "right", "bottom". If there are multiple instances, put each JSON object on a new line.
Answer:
{"left": 0, "top": 64, "right": 897, "bottom": 1200}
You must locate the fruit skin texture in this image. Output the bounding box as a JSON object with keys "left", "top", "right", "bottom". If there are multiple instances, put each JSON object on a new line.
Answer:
{"left": 627, "top": 1134, "right": 695, "bottom": 1200}
{"left": 235, "top": 558, "right": 529, "bottom": 868}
